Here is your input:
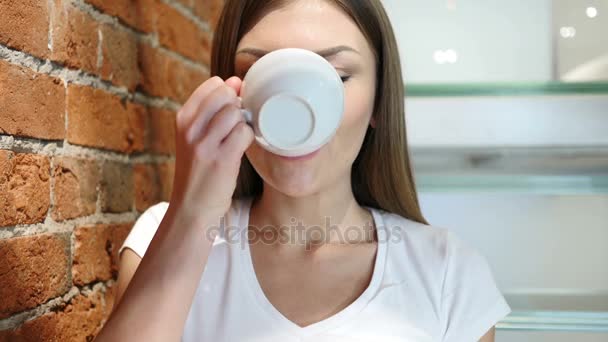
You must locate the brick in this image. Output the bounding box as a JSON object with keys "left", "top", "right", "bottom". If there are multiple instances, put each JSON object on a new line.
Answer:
{"left": 0, "top": 0, "right": 50, "bottom": 58}
{"left": 0, "top": 151, "right": 50, "bottom": 227}
{"left": 167, "top": 58, "right": 209, "bottom": 103}
{"left": 100, "top": 24, "right": 141, "bottom": 91}
{"left": 157, "top": 1, "right": 211, "bottom": 64}
{"left": 50, "top": 0, "right": 99, "bottom": 75}
{"left": 166, "top": 57, "right": 209, "bottom": 103}
{"left": 137, "top": 42, "right": 171, "bottom": 99}
{"left": 0, "top": 286, "right": 111, "bottom": 342}
{"left": 147, "top": 107, "right": 176, "bottom": 155}
{"left": 85, "top": 0, "right": 158, "bottom": 33}
{"left": 66, "top": 84, "right": 146, "bottom": 153}
{"left": 99, "top": 161, "right": 133, "bottom": 213}
{"left": 133, "top": 163, "right": 160, "bottom": 211}
{"left": 51, "top": 156, "right": 100, "bottom": 222}
{"left": 195, "top": 0, "right": 224, "bottom": 30}
{"left": 0, "top": 234, "right": 70, "bottom": 319}
{"left": 202, "top": 28, "right": 214, "bottom": 67}
{"left": 158, "top": 160, "right": 175, "bottom": 201}
{"left": 72, "top": 223, "right": 132, "bottom": 285}
{"left": 0, "top": 60, "right": 66, "bottom": 140}
{"left": 133, "top": 161, "right": 174, "bottom": 211}
{"left": 138, "top": 42, "right": 209, "bottom": 103}
{"left": 103, "top": 282, "right": 116, "bottom": 318}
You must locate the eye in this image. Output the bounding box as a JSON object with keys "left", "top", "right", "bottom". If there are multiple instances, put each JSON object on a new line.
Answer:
{"left": 340, "top": 75, "right": 351, "bottom": 83}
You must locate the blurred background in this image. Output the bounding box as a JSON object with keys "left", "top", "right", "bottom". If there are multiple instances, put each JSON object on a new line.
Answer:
{"left": 382, "top": 0, "right": 608, "bottom": 341}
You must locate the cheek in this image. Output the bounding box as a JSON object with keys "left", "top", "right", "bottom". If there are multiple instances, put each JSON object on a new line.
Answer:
{"left": 334, "top": 80, "right": 375, "bottom": 147}
{"left": 345, "top": 86, "right": 374, "bottom": 123}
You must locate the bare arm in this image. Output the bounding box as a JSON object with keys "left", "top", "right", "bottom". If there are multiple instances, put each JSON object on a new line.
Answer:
{"left": 95, "top": 212, "right": 218, "bottom": 342}
{"left": 113, "top": 248, "right": 142, "bottom": 308}
{"left": 479, "top": 326, "right": 496, "bottom": 342}
{"left": 94, "top": 76, "right": 253, "bottom": 342}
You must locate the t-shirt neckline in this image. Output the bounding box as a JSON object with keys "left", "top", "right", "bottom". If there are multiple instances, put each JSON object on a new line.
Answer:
{"left": 237, "top": 197, "right": 388, "bottom": 337}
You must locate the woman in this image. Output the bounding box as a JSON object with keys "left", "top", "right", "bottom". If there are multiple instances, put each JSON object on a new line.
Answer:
{"left": 96, "top": 0, "right": 511, "bottom": 341}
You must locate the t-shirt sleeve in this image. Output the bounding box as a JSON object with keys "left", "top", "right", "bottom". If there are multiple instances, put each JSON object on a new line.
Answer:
{"left": 119, "top": 201, "right": 170, "bottom": 258}
{"left": 439, "top": 230, "right": 511, "bottom": 342}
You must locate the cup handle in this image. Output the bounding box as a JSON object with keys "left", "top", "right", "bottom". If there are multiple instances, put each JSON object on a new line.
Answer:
{"left": 238, "top": 96, "right": 253, "bottom": 126}
{"left": 241, "top": 109, "right": 253, "bottom": 126}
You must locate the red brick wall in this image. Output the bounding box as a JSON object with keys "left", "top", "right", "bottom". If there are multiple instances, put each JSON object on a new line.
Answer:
{"left": 0, "top": 0, "right": 222, "bottom": 340}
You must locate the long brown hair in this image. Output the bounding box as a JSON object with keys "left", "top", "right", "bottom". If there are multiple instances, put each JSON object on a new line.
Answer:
{"left": 211, "top": 0, "right": 428, "bottom": 225}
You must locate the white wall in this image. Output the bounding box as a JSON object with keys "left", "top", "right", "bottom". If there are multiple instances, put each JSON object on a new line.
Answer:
{"left": 554, "top": 0, "right": 608, "bottom": 79}
{"left": 419, "top": 193, "right": 608, "bottom": 292}
{"left": 381, "top": 0, "right": 553, "bottom": 83}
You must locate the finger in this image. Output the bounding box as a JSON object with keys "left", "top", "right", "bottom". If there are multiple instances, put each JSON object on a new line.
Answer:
{"left": 225, "top": 76, "right": 243, "bottom": 96}
{"left": 177, "top": 76, "right": 224, "bottom": 129}
{"left": 198, "top": 104, "right": 245, "bottom": 147}
{"left": 185, "top": 84, "right": 240, "bottom": 144}
{"left": 220, "top": 121, "right": 254, "bottom": 162}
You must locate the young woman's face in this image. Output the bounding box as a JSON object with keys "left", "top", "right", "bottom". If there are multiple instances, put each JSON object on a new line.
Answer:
{"left": 235, "top": 0, "right": 377, "bottom": 197}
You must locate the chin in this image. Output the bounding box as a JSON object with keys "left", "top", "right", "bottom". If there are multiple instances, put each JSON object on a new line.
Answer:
{"left": 247, "top": 148, "right": 325, "bottom": 196}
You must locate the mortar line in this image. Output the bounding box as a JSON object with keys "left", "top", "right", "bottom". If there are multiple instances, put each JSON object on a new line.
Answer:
{"left": 161, "top": 0, "right": 213, "bottom": 33}
{"left": 95, "top": 159, "right": 102, "bottom": 215}
{"left": 0, "top": 135, "right": 175, "bottom": 164}
{"left": 71, "top": 0, "right": 154, "bottom": 42}
{"left": 0, "top": 210, "right": 141, "bottom": 240}
{"left": 72, "top": 0, "right": 210, "bottom": 73}
{"left": 66, "top": 231, "right": 74, "bottom": 294}
{"left": 47, "top": 0, "right": 54, "bottom": 51}
{"left": 47, "top": 155, "right": 56, "bottom": 226}
{"left": 96, "top": 28, "right": 104, "bottom": 71}
{"left": 0, "top": 280, "right": 115, "bottom": 331}
{"left": 0, "top": 43, "right": 183, "bottom": 112}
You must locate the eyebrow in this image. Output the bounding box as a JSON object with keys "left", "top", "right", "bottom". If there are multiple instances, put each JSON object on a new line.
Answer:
{"left": 236, "top": 45, "right": 360, "bottom": 59}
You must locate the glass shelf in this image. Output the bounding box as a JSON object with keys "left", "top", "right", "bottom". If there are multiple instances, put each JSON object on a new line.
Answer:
{"left": 499, "top": 311, "right": 608, "bottom": 332}
{"left": 497, "top": 292, "right": 608, "bottom": 333}
{"left": 412, "top": 146, "right": 608, "bottom": 194}
{"left": 416, "top": 174, "right": 608, "bottom": 194}
{"left": 405, "top": 82, "right": 608, "bottom": 97}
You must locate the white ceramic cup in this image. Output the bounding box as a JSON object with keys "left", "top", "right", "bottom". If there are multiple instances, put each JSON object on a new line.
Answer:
{"left": 239, "top": 48, "right": 344, "bottom": 157}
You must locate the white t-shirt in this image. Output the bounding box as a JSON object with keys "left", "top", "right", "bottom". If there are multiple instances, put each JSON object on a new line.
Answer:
{"left": 119, "top": 197, "right": 511, "bottom": 342}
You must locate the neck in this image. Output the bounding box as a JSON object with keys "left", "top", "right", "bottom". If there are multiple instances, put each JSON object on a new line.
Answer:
{"left": 248, "top": 179, "right": 375, "bottom": 251}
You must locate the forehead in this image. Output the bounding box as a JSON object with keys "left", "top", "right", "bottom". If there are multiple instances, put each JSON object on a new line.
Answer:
{"left": 237, "top": 0, "right": 368, "bottom": 53}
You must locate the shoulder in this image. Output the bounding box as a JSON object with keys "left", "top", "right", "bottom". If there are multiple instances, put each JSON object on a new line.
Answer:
{"left": 375, "top": 209, "right": 511, "bottom": 341}
{"left": 377, "top": 208, "right": 500, "bottom": 290}
{"left": 376, "top": 207, "right": 483, "bottom": 266}
{"left": 146, "top": 201, "right": 171, "bottom": 221}
{"left": 119, "top": 198, "right": 248, "bottom": 258}
{"left": 375, "top": 208, "right": 451, "bottom": 265}
{"left": 137, "top": 197, "right": 248, "bottom": 230}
